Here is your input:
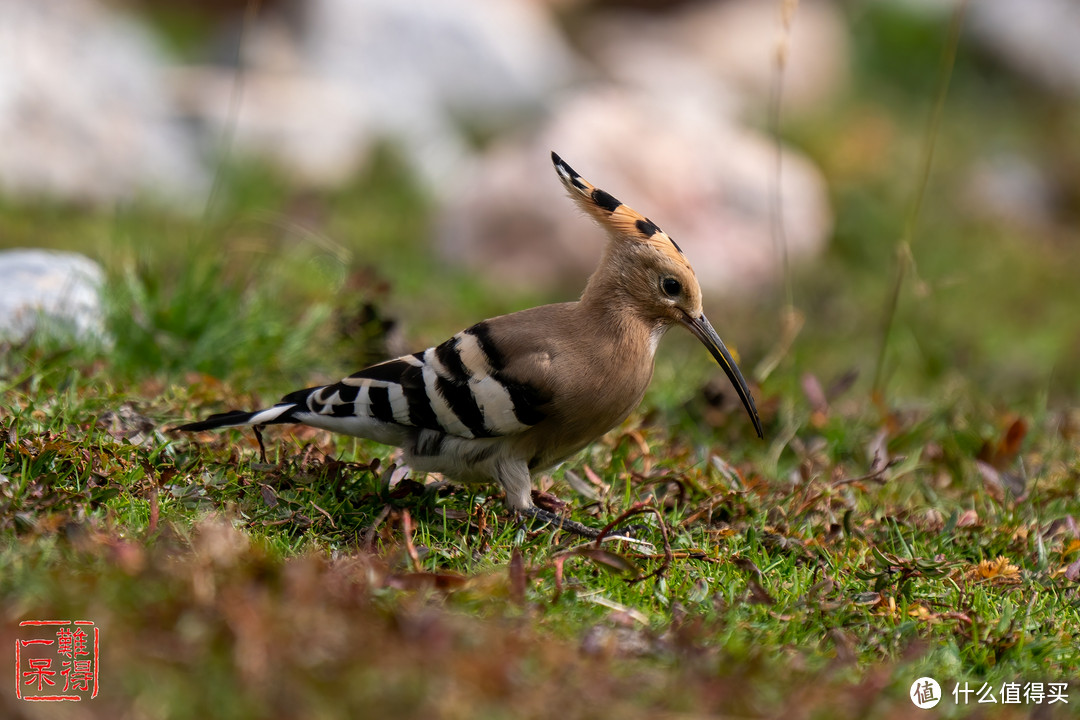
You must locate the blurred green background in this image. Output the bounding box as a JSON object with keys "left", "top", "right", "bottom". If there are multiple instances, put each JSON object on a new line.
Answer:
{"left": 4, "top": 0, "right": 1078, "bottom": 414}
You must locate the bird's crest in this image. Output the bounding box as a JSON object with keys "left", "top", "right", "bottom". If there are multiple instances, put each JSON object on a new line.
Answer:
{"left": 551, "top": 151, "right": 686, "bottom": 264}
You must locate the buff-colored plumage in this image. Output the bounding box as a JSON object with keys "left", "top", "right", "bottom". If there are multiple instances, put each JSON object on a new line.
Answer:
{"left": 179, "top": 153, "right": 762, "bottom": 537}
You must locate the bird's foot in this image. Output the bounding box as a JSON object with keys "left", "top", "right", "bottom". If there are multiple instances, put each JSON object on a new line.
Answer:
{"left": 518, "top": 507, "right": 654, "bottom": 550}
{"left": 520, "top": 506, "right": 600, "bottom": 538}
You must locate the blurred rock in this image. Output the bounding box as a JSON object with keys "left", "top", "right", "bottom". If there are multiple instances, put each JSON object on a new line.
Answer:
{"left": 437, "top": 90, "right": 832, "bottom": 297}
{"left": 585, "top": 0, "right": 851, "bottom": 116}
{"left": 0, "top": 0, "right": 208, "bottom": 205}
{"left": 172, "top": 65, "right": 369, "bottom": 189}
{"left": 0, "top": 249, "right": 107, "bottom": 343}
{"left": 895, "top": 0, "right": 1080, "bottom": 97}
{"left": 969, "top": 0, "right": 1080, "bottom": 97}
{"left": 179, "top": 0, "right": 577, "bottom": 189}
{"left": 961, "top": 154, "right": 1059, "bottom": 229}
{"left": 303, "top": 0, "right": 573, "bottom": 121}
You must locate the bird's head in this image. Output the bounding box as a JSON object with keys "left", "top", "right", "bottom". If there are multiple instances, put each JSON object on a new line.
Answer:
{"left": 552, "top": 151, "right": 764, "bottom": 439}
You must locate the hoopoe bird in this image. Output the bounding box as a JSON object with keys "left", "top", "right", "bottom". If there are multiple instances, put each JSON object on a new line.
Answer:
{"left": 178, "top": 152, "right": 763, "bottom": 537}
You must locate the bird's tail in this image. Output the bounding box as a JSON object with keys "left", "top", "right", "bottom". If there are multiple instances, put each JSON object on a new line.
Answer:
{"left": 175, "top": 403, "right": 297, "bottom": 432}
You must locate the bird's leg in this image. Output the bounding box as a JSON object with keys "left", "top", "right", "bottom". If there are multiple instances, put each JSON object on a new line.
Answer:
{"left": 252, "top": 424, "right": 268, "bottom": 464}
{"left": 497, "top": 458, "right": 650, "bottom": 545}
{"left": 496, "top": 459, "right": 600, "bottom": 538}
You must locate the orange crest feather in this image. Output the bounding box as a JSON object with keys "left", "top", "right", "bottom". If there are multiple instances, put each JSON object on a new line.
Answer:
{"left": 551, "top": 152, "right": 686, "bottom": 264}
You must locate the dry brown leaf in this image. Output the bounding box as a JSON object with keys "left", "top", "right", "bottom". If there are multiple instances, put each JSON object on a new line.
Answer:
{"left": 801, "top": 372, "right": 829, "bottom": 427}
{"left": 569, "top": 546, "right": 638, "bottom": 576}
{"left": 532, "top": 490, "right": 570, "bottom": 514}
{"left": 875, "top": 595, "right": 899, "bottom": 617}
{"left": 509, "top": 548, "right": 525, "bottom": 606}
{"left": 978, "top": 415, "right": 1028, "bottom": 469}
{"left": 907, "top": 605, "right": 939, "bottom": 624}
{"left": 996, "top": 416, "right": 1028, "bottom": 466}
{"left": 956, "top": 509, "right": 980, "bottom": 528}
{"left": 259, "top": 483, "right": 278, "bottom": 508}
{"left": 387, "top": 572, "right": 469, "bottom": 592}
{"left": 970, "top": 556, "right": 1021, "bottom": 585}
{"left": 826, "top": 369, "right": 859, "bottom": 401}
{"left": 975, "top": 460, "right": 1005, "bottom": 503}
{"left": 583, "top": 465, "right": 606, "bottom": 488}
{"left": 747, "top": 579, "right": 775, "bottom": 606}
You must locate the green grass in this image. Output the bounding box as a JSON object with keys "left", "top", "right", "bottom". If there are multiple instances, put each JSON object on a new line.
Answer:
{"left": 3, "top": 7, "right": 1080, "bottom": 718}
{"left": 3, "top": 348, "right": 1079, "bottom": 718}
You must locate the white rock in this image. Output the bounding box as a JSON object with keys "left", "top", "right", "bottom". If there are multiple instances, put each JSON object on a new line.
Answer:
{"left": 437, "top": 90, "right": 832, "bottom": 298}
{"left": 0, "top": 249, "right": 107, "bottom": 343}
{"left": 585, "top": 0, "right": 850, "bottom": 116}
{"left": 172, "top": 65, "right": 371, "bottom": 189}
{"left": 181, "top": 0, "right": 578, "bottom": 190}
{"left": 303, "top": 0, "right": 573, "bottom": 119}
{"left": 0, "top": 0, "right": 208, "bottom": 205}
{"left": 962, "top": 154, "right": 1059, "bottom": 229}
{"left": 970, "top": 0, "right": 1080, "bottom": 96}
{"left": 885, "top": 0, "right": 1080, "bottom": 96}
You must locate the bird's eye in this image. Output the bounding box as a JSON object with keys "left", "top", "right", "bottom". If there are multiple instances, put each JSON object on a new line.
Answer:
{"left": 661, "top": 277, "right": 682, "bottom": 297}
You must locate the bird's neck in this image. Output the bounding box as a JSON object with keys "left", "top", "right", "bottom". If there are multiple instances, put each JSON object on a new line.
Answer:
{"left": 577, "top": 255, "right": 665, "bottom": 360}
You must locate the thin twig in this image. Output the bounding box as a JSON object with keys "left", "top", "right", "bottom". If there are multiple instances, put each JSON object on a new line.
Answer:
{"left": 401, "top": 510, "right": 422, "bottom": 572}
{"left": 473, "top": 503, "right": 489, "bottom": 554}
{"left": 200, "top": 0, "right": 262, "bottom": 231}
{"left": 310, "top": 501, "right": 336, "bottom": 529}
{"left": 147, "top": 484, "right": 159, "bottom": 536}
{"left": 362, "top": 504, "right": 391, "bottom": 552}
{"left": 793, "top": 457, "right": 902, "bottom": 518}
{"left": 594, "top": 503, "right": 674, "bottom": 585}
{"left": 872, "top": 1, "right": 968, "bottom": 397}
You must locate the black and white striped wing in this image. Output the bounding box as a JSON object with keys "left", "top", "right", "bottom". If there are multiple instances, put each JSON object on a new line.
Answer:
{"left": 273, "top": 323, "right": 550, "bottom": 441}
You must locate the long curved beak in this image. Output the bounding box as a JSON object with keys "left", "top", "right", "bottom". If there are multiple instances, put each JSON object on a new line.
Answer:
{"left": 681, "top": 313, "right": 764, "bottom": 438}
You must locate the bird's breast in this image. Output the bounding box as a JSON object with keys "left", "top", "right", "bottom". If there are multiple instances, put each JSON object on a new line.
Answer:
{"left": 521, "top": 343, "right": 655, "bottom": 469}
